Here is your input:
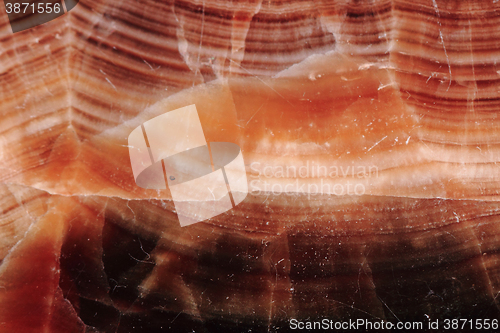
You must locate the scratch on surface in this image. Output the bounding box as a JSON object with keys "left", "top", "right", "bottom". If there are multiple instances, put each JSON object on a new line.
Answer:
{"left": 100, "top": 69, "right": 117, "bottom": 91}
{"left": 357, "top": 266, "right": 362, "bottom": 298}
{"left": 196, "top": 0, "right": 205, "bottom": 70}
{"left": 207, "top": 186, "right": 216, "bottom": 201}
{"left": 126, "top": 200, "right": 137, "bottom": 221}
{"left": 469, "top": 226, "right": 500, "bottom": 310}
{"left": 143, "top": 59, "right": 159, "bottom": 71}
{"left": 114, "top": 313, "right": 122, "bottom": 333}
{"left": 432, "top": 0, "right": 452, "bottom": 91}
{"left": 246, "top": 103, "right": 265, "bottom": 126}
{"left": 377, "top": 296, "right": 401, "bottom": 322}
{"left": 468, "top": 17, "right": 477, "bottom": 113}
{"left": 143, "top": 59, "right": 153, "bottom": 70}
{"left": 366, "top": 136, "right": 387, "bottom": 152}
{"left": 267, "top": 260, "right": 277, "bottom": 333}
{"left": 171, "top": 311, "right": 182, "bottom": 323}
{"left": 375, "top": 1, "right": 391, "bottom": 53}
{"left": 229, "top": 59, "right": 294, "bottom": 106}
{"left": 128, "top": 253, "right": 154, "bottom": 264}
{"left": 262, "top": 193, "right": 270, "bottom": 205}
{"left": 377, "top": 82, "right": 395, "bottom": 90}
{"left": 138, "top": 237, "right": 151, "bottom": 260}
{"left": 172, "top": 0, "right": 202, "bottom": 83}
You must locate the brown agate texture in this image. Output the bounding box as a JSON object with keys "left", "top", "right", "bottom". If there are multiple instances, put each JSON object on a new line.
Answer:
{"left": 1, "top": 0, "right": 500, "bottom": 332}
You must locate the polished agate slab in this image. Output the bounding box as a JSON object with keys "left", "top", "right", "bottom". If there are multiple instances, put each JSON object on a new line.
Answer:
{"left": 1, "top": 0, "right": 500, "bottom": 332}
